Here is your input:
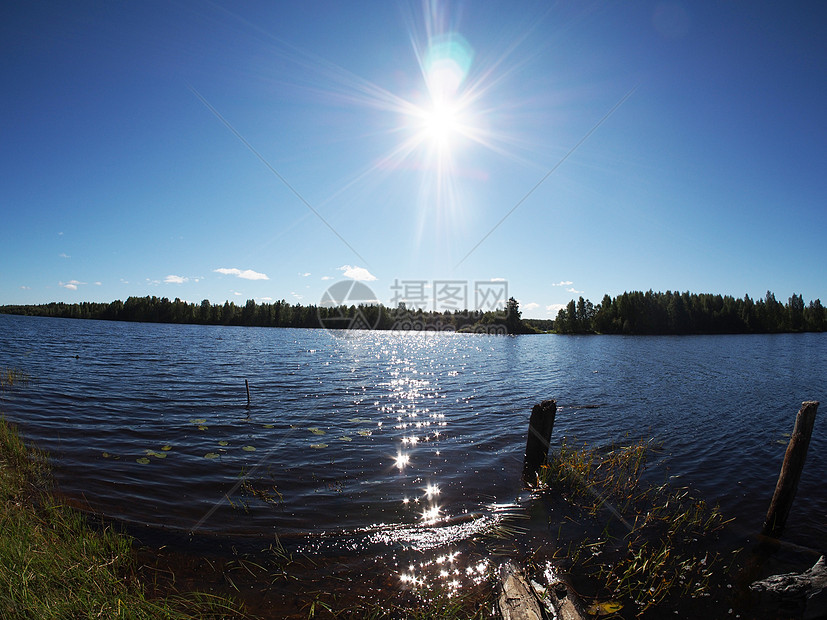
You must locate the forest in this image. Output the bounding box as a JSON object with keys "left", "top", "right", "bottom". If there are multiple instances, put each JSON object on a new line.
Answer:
{"left": 554, "top": 290, "right": 826, "bottom": 334}
{"left": 2, "top": 290, "right": 824, "bottom": 335}
{"left": 0, "top": 296, "right": 537, "bottom": 334}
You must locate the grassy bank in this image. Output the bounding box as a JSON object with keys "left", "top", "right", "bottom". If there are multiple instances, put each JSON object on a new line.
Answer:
{"left": 0, "top": 411, "right": 246, "bottom": 619}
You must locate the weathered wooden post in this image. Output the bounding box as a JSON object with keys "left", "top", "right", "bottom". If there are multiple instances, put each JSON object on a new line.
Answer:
{"left": 523, "top": 399, "right": 557, "bottom": 480}
{"left": 245, "top": 379, "right": 251, "bottom": 407}
{"left": 762, "top": 401, "right": 818, "bottom": 538}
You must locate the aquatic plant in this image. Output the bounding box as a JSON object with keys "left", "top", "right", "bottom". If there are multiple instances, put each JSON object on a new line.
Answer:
{"left": 0, "top": 368, "right": 29, "bottom": 392}
{"left": 538, "top": 438, "right": 731, "bottom": 615}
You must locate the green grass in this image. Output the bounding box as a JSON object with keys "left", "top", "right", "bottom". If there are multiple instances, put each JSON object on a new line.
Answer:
{"left": 0, "top": 413, "right": 245, "bottom": 619}
{"left": 538, "top": 437, "right": 732, "bottom": 616}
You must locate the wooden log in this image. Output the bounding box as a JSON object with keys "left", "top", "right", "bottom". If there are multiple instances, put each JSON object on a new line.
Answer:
{"left": 750, "top": 556, "right": 827, "bottom": 618}
{"left": 498, "top": 563, "right": 545, "bottom": 620}
{"left": 498, "top": 562, "right": 586, "bottom": 620}
{"left": 523, "top": 399, "right": 557, "bottom": 481}
{"left": 762, "top": 401, "right": 818, "bottom": 538}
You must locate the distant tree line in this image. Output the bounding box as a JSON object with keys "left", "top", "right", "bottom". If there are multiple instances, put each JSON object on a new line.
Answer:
{"left": 554, "top": 291, "right": 826, "bottom": 334}
{"left": 0, "top": 296, "right": 540, "bottom": 334}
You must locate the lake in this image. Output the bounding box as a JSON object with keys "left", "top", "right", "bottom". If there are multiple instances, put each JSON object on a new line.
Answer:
{"left": 1, "top": 313, "right": 825, "bottom": 612}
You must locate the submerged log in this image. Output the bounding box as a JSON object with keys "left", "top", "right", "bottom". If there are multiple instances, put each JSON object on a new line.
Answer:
{"left": 498, "top": 562, "right": 585, "bottom": 620}
{"left": 523, "top": 399, "right": 557, "bottom": 481}
{"left": 763, "top": 401, "right": 818, "bottom": 537}
{"left": 750, "top": 556, "right": 827, "bottom": 618}
{"left": 498, "top": 563, "right": 544, "bottom": 620}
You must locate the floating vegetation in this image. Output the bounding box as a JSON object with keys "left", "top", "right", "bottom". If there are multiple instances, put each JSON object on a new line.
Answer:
{"left": 144, "top": 450, "right": 167, "bottom": 459}
{"left": 240, "top": 478, "right": 283, "bottom": 506}
{"left": 310, "top": 443, "right": 328, "bottom": 449}
{"left": 242, "top": 446, "right": 256, "bottom": 452}
{"left": 161, "top": 445, "right": 172, "bottom": 451}
{"left": 348, "top": 417, "right": 371, "bottom": 424}
{"left": 357, "top": 429, "right": 372, "bottom": 436}
{"left": 307, "top": 427, "right": 326, "bottom": 435}
{"left": 136, "top": 457, "right": 150, "bottom": 465}
{"left": 198, "top": 425, "right": 208, "bottom": 431}
{"left": 263, "top": 424, "right": 274, "bottom": 429}
{"left": 204, "top": 452, "right": 219, "bottom": 459}
{"left": 101, "top": 452, "right": 111, "bottom": 458}
{"left": 218, "top": 440, "right": 229, "bottom": 447}
{"left": 189, "top": 419, "right": 206, "bottom": 425}
{"left": 338, "top": 436, "right": 352, "bottom": 442}
{"left": 539, "top": 438, "right": 731, "bottom": 615}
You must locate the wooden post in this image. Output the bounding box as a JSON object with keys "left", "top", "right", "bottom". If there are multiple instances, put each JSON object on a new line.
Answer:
{"left": 523, "top": 399, "right": 557, "bottom": 480}
{"left": 762, "top": 401, "right": 818, "bottom": 538}
{"left": 245, "top": 379, "right": 251, "bottom": 407}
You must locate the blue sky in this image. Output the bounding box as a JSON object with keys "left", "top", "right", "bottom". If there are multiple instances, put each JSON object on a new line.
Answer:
{"left": 2, "top": 1, "right": 825, "bottom": 318}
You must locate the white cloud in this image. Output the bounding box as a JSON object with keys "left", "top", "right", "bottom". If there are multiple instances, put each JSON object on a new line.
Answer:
{"left": 338, "top": 265, "right": 377, "bottom": 281}
{"left": 164, "top": 275, "right": 188, "bottom": 284}
{"left": 523, "top": 302, "right": 540, "bottom": 311}
{"left": 233, "top": 291, "right": 242, "bottom": 296}
{"left": 552, "top": 281, "right": 574, "bottom": 286}
{"left": 299, "top": 272, "right": 311, "bottom": 277}
{"left": 291, "top": 291, "right": 304, "bottom": 300}
{"left": 490, "top": 277, "right": 507, "bottom": 282}
{"left": 94, "top": 281, "right": 102, "bottom": 286}
{"left": 567, "top": 287, "right": 584, "bottom": 295}
{"left": 214, "top": 267, "right": 269, "bottom": 281}
{"left": 59, "top": 253, "right": 70, "bottom": 259}
{"left": 547, "top": 304, "right": 566, "bottom": 313}
{"left": 59, "top": 280, "right": 84, "bottom": 290}
{"left": 20, "top": 285, "right": 30, "bottom": 290}
{"left": 321, "top": 276, "right": 334, "bottom": 281}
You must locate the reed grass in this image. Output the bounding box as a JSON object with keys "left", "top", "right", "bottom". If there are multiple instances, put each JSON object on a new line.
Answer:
{"left": 539, "top": 438, "right": 731, "bottom": 615}
{"left": 0, "top": 368, "right": 29, "bottom": 391}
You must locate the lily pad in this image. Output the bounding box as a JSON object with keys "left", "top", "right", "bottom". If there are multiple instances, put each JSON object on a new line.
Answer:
{"left": 204, "top": 452, "right": 219, "bottom": 459}
{"left": 190, "top": 418, "right": 206, "bottom": 425}
{"left": 161, "top": 445, "right": 172, "bottom": 451}
{"left": 357, "top": 429, "right": 372, "bottom": 436}
{"left": 348, "top": 418, "right": 372, "bottom": 424}
{"left": 136, "top": 457, "right": 151, "bottom": 465}
{"left": 338, "top": 436, "right": 352, "bottom": 442}
{"left": 310, "top": 443, "right": 328, "bottom": 449}
{"left": 242, "top": 445, "right": 256, "bottom": 452}
{"left": 309, "top": 427, "right": 326, "bottom": 435}
{"left": 263, "top": 424, "right": 275, "bottom": 429}
{"left": 198, "top": 425, "right": 208, "bottom": 431}
{"left": 218, "top": 440, "right": 229, "bottom": 447}
{"left": 102, "top": 452, "right": 111, "bottom": 458}
{"left": 147, "top": 451, "right": 167, "bottom": 459}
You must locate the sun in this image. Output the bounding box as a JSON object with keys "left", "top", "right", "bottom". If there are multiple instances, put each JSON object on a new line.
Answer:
{"left": 421, "top": 100, "right": 462, "bottom": 148}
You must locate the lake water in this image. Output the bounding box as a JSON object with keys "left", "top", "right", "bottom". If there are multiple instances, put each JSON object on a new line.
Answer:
{"left": 1, "top": 314, "right": 825, "bottom": 610}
